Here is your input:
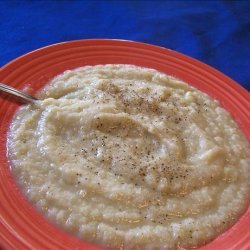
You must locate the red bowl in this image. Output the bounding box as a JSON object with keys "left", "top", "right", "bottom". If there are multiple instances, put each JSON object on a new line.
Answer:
{"left": 0, "top": 39, "right": 249, "bottom": 250}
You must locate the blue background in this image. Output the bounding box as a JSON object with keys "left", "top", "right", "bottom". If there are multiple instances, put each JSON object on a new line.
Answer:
{"left": 0, "top": 0, "right": 249, "bottom": 90}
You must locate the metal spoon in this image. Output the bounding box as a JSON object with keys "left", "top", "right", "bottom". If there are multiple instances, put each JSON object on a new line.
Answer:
{"left": 0, "top": 83, "right": 38, "bottom": 103}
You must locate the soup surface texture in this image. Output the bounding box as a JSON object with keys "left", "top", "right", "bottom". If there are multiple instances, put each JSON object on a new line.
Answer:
{"left": 8, "top": 65, "right": 250, "bottom": 249}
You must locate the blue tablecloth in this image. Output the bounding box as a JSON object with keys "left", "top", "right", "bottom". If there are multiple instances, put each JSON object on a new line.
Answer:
{"left": 0, "top": 0, "right": 249, "bottom": 90}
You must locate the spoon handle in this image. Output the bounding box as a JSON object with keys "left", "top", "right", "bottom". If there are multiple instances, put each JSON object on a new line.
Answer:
{"left": 0, "top": 83, "right": 38, "bottom": 103}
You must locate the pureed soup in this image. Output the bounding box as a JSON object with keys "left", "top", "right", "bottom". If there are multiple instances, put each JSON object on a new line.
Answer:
{"left": 8, "top": 65, "right": 250, "bottom": 249}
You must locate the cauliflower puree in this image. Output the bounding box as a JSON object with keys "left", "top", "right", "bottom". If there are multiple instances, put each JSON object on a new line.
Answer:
{"left": 8, "top": 65, "right": 250, "bottom": 249}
